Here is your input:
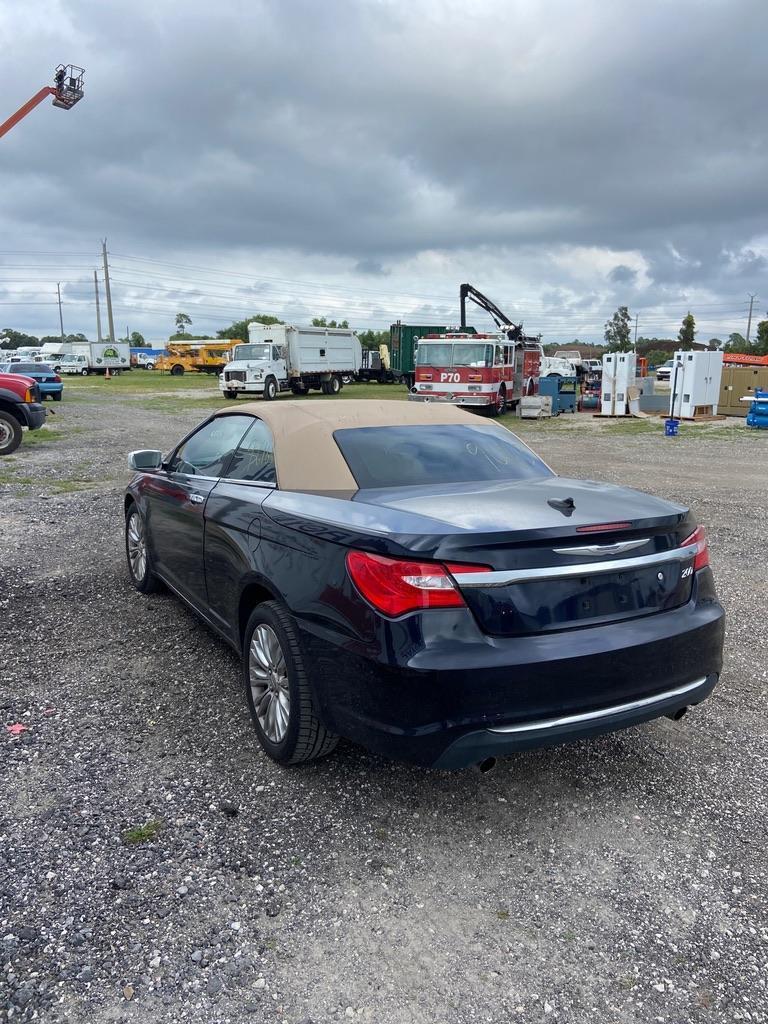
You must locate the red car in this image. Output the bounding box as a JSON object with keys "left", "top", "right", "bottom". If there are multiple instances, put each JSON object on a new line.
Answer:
{"left": 0, "top": 371, "right": 47, "bottom": 455}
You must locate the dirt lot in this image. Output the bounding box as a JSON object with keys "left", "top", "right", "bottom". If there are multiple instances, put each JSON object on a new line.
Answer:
{"left": 1, "top": 377, "right": 767, "bottom": 1024}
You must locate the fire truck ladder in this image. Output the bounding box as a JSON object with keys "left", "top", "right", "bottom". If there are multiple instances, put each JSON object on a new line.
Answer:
{"left": 459, "top": 283, "right": 525, "bottom": 341}
{"left": 0, "top": 65, "right": 84, "bottom": 140}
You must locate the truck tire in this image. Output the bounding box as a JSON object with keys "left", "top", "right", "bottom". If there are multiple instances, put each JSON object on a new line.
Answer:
{"left": 170, "top": 364, "right": 184, "bottom": 377}
{"left": 264, "top": 377, "right": 278, "bottom": 401}
{"left": 491, "top": 387, "right": 508, "bottom": 417}
{"left": 224, "top": 391, "right": 238, "bottom": 400}
{"left": 320, "top": 380, "right": 332, "bottom": 395}
{"left": 80, "top": 368, "right": 89, "bottom": 376}
{"left": 146, "top": 362, "right": 155, "bottom": 371}
{"left": 329, "top": 375, "right": 342, "bottom": 394}
{"left": 0, "top": 411, "right": 22, "bottom": 456}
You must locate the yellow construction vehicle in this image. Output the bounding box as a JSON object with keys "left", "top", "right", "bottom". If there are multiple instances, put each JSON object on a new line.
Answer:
{"left": 155, "top": 342, "right": 237, "bottom": 376}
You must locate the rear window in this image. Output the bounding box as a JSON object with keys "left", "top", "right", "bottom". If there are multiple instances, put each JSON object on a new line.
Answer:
{"left": 333, "top": 424, "right": 553, "bottom": 489}
{"left": 16, "top": 363, "right": 41, "bottom": 373}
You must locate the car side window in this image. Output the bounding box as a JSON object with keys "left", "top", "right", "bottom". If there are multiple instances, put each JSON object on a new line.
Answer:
{"left": 168, "top": 415, "right": 253, "bottom": 477}
{"left": 226, "top": 418, "right": 277, "bottom": 484}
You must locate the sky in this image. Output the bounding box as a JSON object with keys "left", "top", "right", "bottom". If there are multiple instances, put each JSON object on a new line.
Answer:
{"left": 1, "top": 0, "right": 767, "bottom": 344}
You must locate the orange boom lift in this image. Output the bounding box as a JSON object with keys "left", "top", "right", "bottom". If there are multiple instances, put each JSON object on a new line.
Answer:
{"left": 0, "top": 65, "right": 84, "bottom": 140}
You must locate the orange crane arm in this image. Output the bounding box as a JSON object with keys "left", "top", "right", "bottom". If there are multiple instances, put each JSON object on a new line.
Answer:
{"left": 0, "top": 86, "right": 55, "bottom": 140}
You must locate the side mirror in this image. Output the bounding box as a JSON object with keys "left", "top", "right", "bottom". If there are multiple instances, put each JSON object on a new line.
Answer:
{"left": 128, "top": 449, "right": 163, "bottom": 471}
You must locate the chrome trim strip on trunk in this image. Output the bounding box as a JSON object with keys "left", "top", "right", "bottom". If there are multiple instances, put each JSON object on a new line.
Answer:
{"left": 452, "top": 541, "right": 698, "bottom": 588}
{"left": 488, "top": 677, "right": 707, "bottom": 734}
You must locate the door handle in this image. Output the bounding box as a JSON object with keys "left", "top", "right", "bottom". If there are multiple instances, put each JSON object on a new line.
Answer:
{"left": 189, "top": 493, "right": 205, "bottom": 505}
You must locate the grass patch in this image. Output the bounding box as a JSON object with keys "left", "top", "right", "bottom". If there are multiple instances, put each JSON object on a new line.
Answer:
{"left": 63, "top": 371, "right": 219, "bottom": 394}
{"left": 123, "top": 819, "right": 163, "bottom": 844}
{"left": 23, "top": 427, "right": 67, "bottom": 445}
{"left": 0, "top": 473, "right": 35, "bottom": 486}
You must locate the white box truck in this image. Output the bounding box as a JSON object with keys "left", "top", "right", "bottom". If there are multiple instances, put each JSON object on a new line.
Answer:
{"left": 59, "top": 342, "right": 131, "bottom": 376}
{"left": 219, "top": 324, "right": 362, "bottom": 400}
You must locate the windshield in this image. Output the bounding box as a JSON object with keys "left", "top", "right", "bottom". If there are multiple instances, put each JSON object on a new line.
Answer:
{"left": 334, "top": 424, "right": 553, "bottom": 489}
{"left": 234, "top": 344, "right": 271, "bottom": 361}
{"left": 452, "top": 343, "right": 493, "bottom": 367}
{"left": 416, "top": 342, "right": 493, "bottom": 368}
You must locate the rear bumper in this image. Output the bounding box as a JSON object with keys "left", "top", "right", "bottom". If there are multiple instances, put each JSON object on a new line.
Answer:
{"left": 298, "top": 579, "right": 725, "bottom": 769}
{"left": 432, "top": 673, "right": 717, "bottom": 768}
{"left": 38, "top": 383, "right": 63, "bottom": 396}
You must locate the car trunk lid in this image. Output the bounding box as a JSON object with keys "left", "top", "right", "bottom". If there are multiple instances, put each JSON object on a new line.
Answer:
{"left": 356, "top": 478, "right": 696, "bottom": 635}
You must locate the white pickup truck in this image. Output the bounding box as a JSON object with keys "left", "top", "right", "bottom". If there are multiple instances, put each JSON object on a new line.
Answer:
{"left": 219, "top": 324, "right": 362, "bottom": 400}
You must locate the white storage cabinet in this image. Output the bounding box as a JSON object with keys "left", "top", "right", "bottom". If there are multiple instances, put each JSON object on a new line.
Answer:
{"left": 669, "top": 351, "right": 723, "bottom": 418}
{"left": 600, "top": 352, "right": 636, "bottom": 416}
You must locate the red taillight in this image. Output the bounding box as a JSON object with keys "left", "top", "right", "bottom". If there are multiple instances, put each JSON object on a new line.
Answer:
{"left": 682, "top": 525, "right": 709, "bottom": 571}
{"left": 53, "top": 374, "right": 62, "bottom": 383}
{"left": 346, "top": 551, "right": 489, "bottom": 617}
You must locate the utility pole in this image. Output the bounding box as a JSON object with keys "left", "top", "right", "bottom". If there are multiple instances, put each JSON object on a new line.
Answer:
{"left": 101, "top": 239, "right": 116, "bottom": 344}
{"left": 57, "top": 283, "right": 65, "bottom": 341}
{"left": 93, "top": 270, "right": 102, "bottom": 343}
{"left": 746, "top": 293, "right": 757, "bottom": 347}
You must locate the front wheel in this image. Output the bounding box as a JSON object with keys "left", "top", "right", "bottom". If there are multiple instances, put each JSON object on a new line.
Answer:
{"left": 0, "top": 411, "right": 22, "bottom": 456}
{"left": 263, "top": 377, "right": 278, "bottom": 401}
{"left": 125, "top": 505, "right": 162, "bottom": 594}
{"left": 243, "top": 601, "right": 338, "bottom": 765}
{"left": 493, "top": 388, "right": 507, "bottom": 417}
{"left": 223, "top": 390, "right": 238, "bottom": 400}
{"left": 80, "top": 368, "right": 89, "bottom": 376}
{"left": 170, "top": 364, "right": 184, "bottom": 377}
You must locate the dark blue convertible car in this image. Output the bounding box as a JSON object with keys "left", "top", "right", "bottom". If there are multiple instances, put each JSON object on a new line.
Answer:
{"left": 124, "top": 401, "right": 724, "bottom": 770}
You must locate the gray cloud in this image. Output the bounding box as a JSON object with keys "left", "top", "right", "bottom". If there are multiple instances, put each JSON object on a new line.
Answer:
{"left": 1, "top": 0, "right": 766, "bottom": 341}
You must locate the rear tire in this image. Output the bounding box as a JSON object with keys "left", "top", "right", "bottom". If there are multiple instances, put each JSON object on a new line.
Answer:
{"left": 329, "top": 375, "right": 342, "bottom": 394}
{"left": 243, "top": 601, "right": 338, "bottom": 765}
{"left": 0, "top": 411, "right": 22, "bottom": 456}
{"left": 52, "top": 392, "right": 62, "bottom": 402}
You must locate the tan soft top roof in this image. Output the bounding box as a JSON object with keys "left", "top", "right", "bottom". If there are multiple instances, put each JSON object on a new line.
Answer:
{"left": 215, "top": 399, "right": 472, "bottom": 490}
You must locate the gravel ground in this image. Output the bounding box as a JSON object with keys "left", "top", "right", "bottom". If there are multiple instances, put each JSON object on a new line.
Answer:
{"left": 1, "top": 387, "right": 767, "bottom": 1024}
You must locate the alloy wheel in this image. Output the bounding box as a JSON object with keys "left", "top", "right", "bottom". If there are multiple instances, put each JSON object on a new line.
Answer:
{"left": 0, "top": 421, "right": 11, "bottom": 449}
{"left": 249, "top": 624, "right": 290, "bottom": 743}
{"left": 127, "top": 511, "right": 147, "bottom": 582}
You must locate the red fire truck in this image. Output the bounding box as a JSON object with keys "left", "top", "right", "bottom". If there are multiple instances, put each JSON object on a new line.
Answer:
{"left": 409, "top": 333, "right": 542, "bottom": 415}
{"left": 407, "top": 284, "right": 542, "bottom": 415}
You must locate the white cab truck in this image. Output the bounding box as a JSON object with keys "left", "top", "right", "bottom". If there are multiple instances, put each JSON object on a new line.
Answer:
{"left": 59, "top": 342, "right": 131, "bottom": 376}
{"left": 219, "top": 324, "right": 362, "bottom": 400}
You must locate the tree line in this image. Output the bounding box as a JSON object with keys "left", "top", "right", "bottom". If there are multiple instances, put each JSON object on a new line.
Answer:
{"left": 603, "top": 305, "right": 768, "bottom": 363}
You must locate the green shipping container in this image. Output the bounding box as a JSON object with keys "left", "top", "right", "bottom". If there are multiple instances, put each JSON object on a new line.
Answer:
{"left": 389, "top": 322, "right": 476, "bottom": 385}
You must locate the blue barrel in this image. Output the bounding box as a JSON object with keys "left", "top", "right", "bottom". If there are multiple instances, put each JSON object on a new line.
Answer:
{"left": 664, "top": 418, "right": 679, "bottom": 437}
